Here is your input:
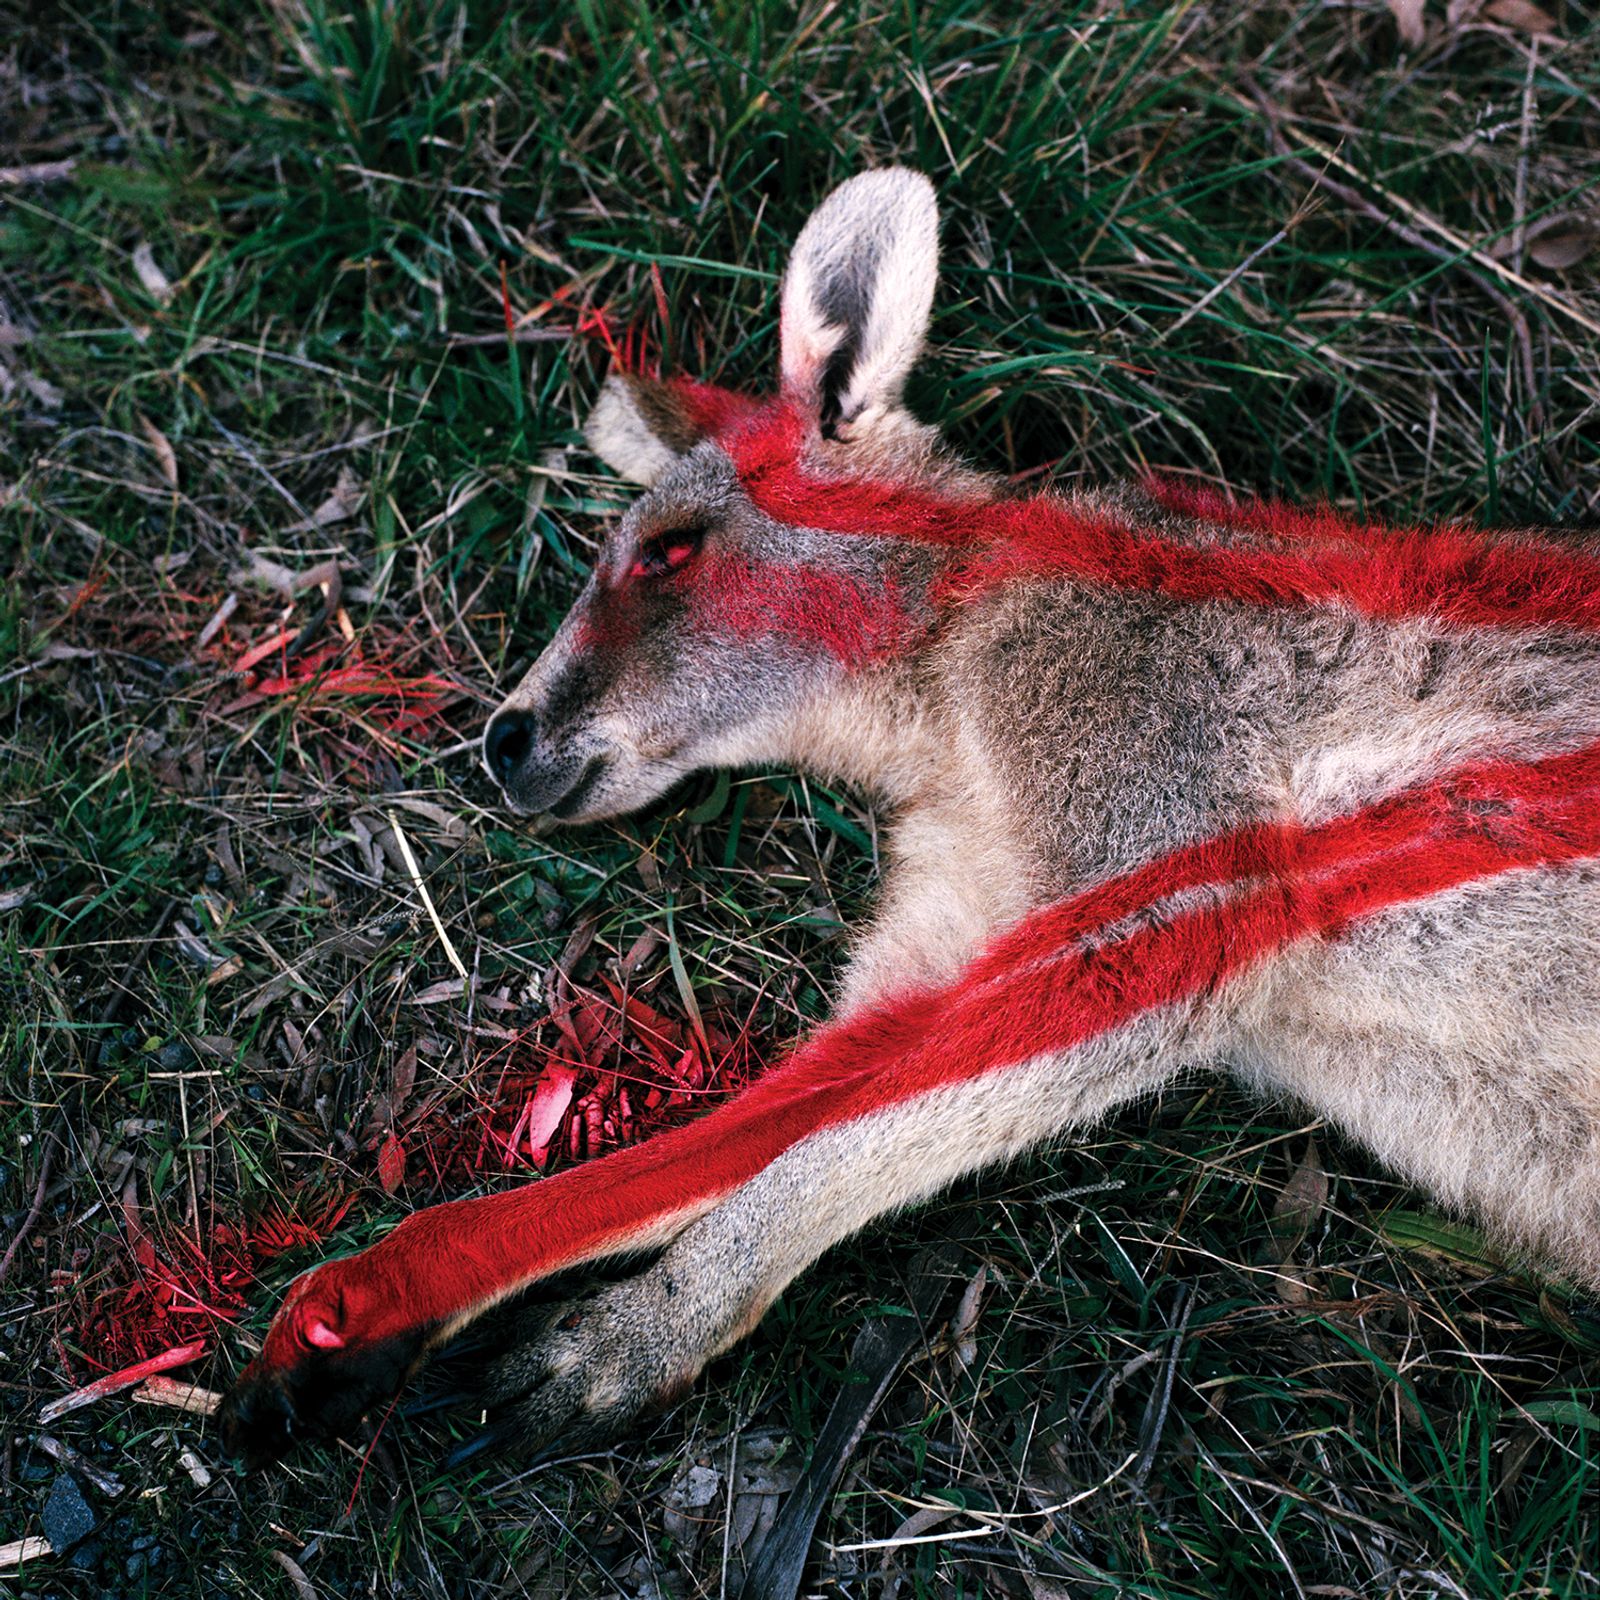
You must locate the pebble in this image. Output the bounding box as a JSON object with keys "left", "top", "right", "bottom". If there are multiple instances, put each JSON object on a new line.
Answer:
{"left": 41, "top": 1471, "right": 95, "bottom": 1553}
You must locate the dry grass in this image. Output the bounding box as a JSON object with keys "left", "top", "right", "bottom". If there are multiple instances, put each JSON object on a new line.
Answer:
{"left": 3, "top": 2, "right": 1599, "bottom": 1596}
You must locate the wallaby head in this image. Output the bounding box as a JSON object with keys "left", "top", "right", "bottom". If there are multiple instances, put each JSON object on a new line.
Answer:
{"left": 481, "top": 168, "right": 947, "bottom": 821}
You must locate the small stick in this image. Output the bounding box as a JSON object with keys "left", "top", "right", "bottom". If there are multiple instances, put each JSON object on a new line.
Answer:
{"left": 0, "top": 1537, "right": 52, "bottom": 1574}
{"left": 38, "top": 1341, "right": 207, "bottom": 1425}
{"left": 195, "top": 591, "right": 238, "bottom": 650}
{"left": 35, "top": 1436, "right": 124, "bottom": 1497}
{"left": 387, "top": 810, "right": 469, "bottom": 980}
{"left": 0, "top": 1131, "right": 56, "bottom": 1286}
{"left": 129, "top": 1376, "right": 223, "bottom": 1417}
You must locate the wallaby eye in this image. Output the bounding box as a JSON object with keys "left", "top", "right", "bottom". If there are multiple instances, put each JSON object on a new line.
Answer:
{"left": 627, "top": 523, "right": 707, "bottom": 581}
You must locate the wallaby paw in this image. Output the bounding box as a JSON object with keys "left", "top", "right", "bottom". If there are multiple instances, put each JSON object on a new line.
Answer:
{"left": 454, "top": 1274, "right": 706, "bottom": 1464}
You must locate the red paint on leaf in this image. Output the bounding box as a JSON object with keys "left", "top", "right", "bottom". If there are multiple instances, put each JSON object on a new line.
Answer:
{"left": 376, "top": 1134, "right": 407, "bottom": 1195}
{"left": 400, "top": 981, "right": 759, "bottom": 1192}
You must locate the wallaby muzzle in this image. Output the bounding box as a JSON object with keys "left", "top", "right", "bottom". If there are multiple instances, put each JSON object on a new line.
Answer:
{"left": 483, "top": 708, "right": 613, "bottom": 820}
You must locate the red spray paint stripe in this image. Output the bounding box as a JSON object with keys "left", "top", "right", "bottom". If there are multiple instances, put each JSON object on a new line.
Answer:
{"left": 650, "top": 392, "right": 1600, "bottom": 638}
{"left": 670, "top": 376, "right": 764, "bottom": 436}
{"left": 247, "top": 735, "right": 1600, "bottom": 1369}
{"left": 684, "top": 552, "right": 912, "bottom": 670}
{"left": 1143, "top": 476, "right": 1440, "bottom": 551}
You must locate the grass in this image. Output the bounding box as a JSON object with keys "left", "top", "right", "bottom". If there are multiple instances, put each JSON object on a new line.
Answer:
{"left": 3, "top": 0, "right": 1600, "bottom": 1595}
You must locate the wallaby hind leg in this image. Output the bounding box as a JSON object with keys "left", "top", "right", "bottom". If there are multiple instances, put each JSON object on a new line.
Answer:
{"left": 1234, "top": 865, "right": 1600, "bottom": 1284}
{"left": 469, "top": 1015, "right": 1202, "bottom": 1459}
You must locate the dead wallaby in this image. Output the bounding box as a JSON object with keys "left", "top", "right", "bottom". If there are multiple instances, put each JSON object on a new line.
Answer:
{"left": 222, "top": 168, "right": 1600, "bottom": 1472}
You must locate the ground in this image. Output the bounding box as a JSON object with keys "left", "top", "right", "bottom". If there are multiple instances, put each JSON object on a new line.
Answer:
{"left": 3, "top": 2, "right": 1600, "bottom": 1597}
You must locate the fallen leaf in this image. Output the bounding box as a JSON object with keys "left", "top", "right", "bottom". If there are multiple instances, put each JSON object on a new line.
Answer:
{"left": 522, "top": 1063, "right": 579, "bottom": 1167}
{"left": 1529, "top": 227, "right": 1598, "bottom": 270}
{"left": 390, "top": 1044, "right": 418, "bottom": 1120}
{"left": 1484, "top": 0, "right": 1557, "bottom": 32}
{"left": 377, "top": 1133, "right": 407, "bottom": 1193}
{"left": 410, "top": 976, "right": 468, "bottom": 1005}
{"left": 1269, "top": 1140, "right": 1328, "bottom": 1253}
{"left": 1387, "top": 0, "right": 1427, "bottom": 47}
{"left": 1269, "top": 1141, "right": 1327, "bottom": 1304}
{"left": 308, "top": 465, "right": 363, "bottom": 527}
{"left": 949, "top": 1265, "right": 987, "bottom": 1368}
{"left": 131, "top": 241, "right": 173, "bottom": 306}
{"left": 138, "top": 413, "right": 178, "bottom": 488}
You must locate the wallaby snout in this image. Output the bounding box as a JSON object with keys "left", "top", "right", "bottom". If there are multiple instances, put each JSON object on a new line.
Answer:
{"left": 482, "top": 706, "right": 608, "bottom": 821}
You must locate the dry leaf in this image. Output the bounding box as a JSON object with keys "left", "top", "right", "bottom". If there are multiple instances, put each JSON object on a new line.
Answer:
{"left": 1487, "top": 214, "right": 1599, "bottom": 270}
{"left": 519, "top": 1062, "right": 579, "bottom": 1168}
{"left": 377, "top": 1133, "right": 407, "bottom": 1193}
{"left": 131, "top": 241, "right": 173, "bottom": 305}
{"left": 1269, "top": 1141, "right": 1328, "bottom": 1304}
{"left": 1387, "top": 0, "right": 1427, "bottom": 47}
{"left": 1529, "top": 227, "right": 1598, "bottom": 270}
{"left": 949, "top": 1265, "right": 987, "bottom": 1368}
{"left": 1484, "top": 0, "right": 1556, "bottom": 32}
{"left": 138, "top": 413, "right": 178, "bottom": 488}
{"left": 1270, "top": 1140, "right": 1329, "bottom": 1252}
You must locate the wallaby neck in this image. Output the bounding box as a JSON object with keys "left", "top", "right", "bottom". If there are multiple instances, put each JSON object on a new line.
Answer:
{"left": 774, "top": 658, "right": 953, "bottom": 808}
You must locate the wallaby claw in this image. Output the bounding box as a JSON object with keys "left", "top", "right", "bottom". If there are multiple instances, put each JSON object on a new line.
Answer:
{"left": 462, "top": 1279, "right": 700, "bottom": 1463}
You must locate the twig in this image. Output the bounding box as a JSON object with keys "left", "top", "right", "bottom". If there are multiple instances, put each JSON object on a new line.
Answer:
{"left": 387, "top": 811, "right": 469, "bottom": 979}
{"left": 1239, "top": 77, "right": 1600, "bottom": 340}
{"left": 36, "top": 1436, "right": 124, "bottom": 1497}
{"left": 0, "top": 1537, "right": 52, "bottom": 1574}
{"left": 0, "top": 1129, "right": 56, "bottom": 1286}
{"left": 39, "top": 1340, "right": 207, "bottom": 1424}
{"left": 129, "top": 1376, "right": 224, "bottom": 1417}
{"left": 1133, "top": 1284, "right": 1194, "bottom": 1487}
{"left": 444, "top": 326, "right": 578, "bottom": 347}
{"left": 830, "top": 1451, "right": 1141, "bottom": 1553}
{"left": 1157, "top": 227, "right": 1290, "bottom": 343}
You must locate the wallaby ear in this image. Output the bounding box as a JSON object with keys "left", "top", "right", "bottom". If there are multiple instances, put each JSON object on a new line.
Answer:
{"left": 584, "top": 374, "right": 710, "bottom": 487}
{"left": 779, "top": 168, "right": 939, "bottom": 440}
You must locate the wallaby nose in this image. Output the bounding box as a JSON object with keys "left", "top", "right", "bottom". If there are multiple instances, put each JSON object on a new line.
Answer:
{"left": 483, "top": 709, "right": 536, "bottom": 785}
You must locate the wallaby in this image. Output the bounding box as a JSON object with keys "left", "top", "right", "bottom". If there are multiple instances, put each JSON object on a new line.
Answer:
{"left": 221, "top": 168, "right": 1600, "bottom": 1471}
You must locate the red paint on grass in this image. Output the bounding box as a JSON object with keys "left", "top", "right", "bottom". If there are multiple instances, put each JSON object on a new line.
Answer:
{"left": 210, "top": 627, "right": 465, "bottom": 778}
{"left": 63, "top": 993, "right": 751, "bottom": 1375}
{"left": 68, "top": 1196, "right": 352, "bottom": 1373}
{"left": 241, "top": 732, "right": 1600, "bottom": 1376}
{"left": 398, "top": 982, "right": 759, "bottom": 1191}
